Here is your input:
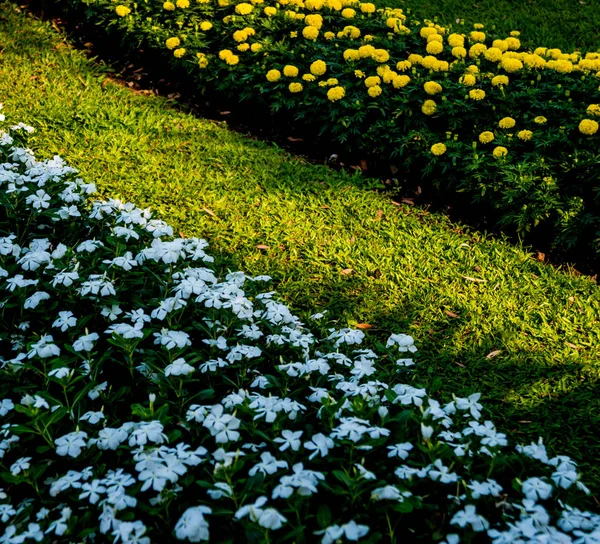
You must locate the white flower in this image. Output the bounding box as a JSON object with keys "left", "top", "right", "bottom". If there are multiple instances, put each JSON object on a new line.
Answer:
{"left": 202, "top": 405, "right": 241, "bottom": 444}
{"left": 207, "top": 482, "right": 232, "bottom": 500}
{"left": 386, "top": 333, "right": 417, "bottom": 352}
{"left": 101, "top": 305, "right": 123, "bottom": 321}
{"left": 24, "top": 291, "right": 50, "bottom": 309}
{"left": 257, "top": 508, "right": 287, "bottom": 530}
{"left": 28, "top": 335, "right": 60, "bottom": 359}
{"left": 455, "top": 393, "right": 483, "bottom": 420}
{"left": 450, "top": 505, "right": 489, "bottom": 532}
{"left": 387, "top": 442, "right": 413, "bottom": 460}
{"left": 10, "top": 456, "right": 31, "bottom": 475}
{"left": 129, "top": 421, "right": 167, "bottom": 447}
{"left": 73, "top": 332, "right": 99, "bottom": 352}
{"left": 248, "top": 452, "right": 288, "bottom": 477}
{"left": 274, "top": 430, "right": 303, "bottom": 452}
{"left": 88, "top": 381, "right": 108, "bottom": 400}
{"left": 165, "top": 358, "right": 195, "bottom": 377}
{"left": 52, "top": 311, "right": 77, "bottom": 331}
{"left": 304, "top": 433, "right": 334, "bottom": 460}
{"left": 76, "top": 239, "right": 104, "bottom": 253}
{"left": 25, "top": 189, "right": 51, "bottom": 210}
{"left": 49, "top": 367, "right": 71, "bottom": 380}
{"left": 0, "top": 399, "right": 14, "bottom": 417}
{"left": 316, "top": 521, "right": 370, "bottom": 543}
{"left": 105, "top": 322, "right": 144, "bottom": 339}
{"left": 428, "top": 459, "right": 458, "bottom": 484}
{"left": 174, "top": 506, "right": 212, "bottom": 542}
{"left": 154, "top": 329, "right": 192, "bottom": 350}
{"left": 55, "top": 431, "right": 88, "bottom": 458}
{"left": 93, "top": 427, "right": 129, "bottom": 450}
{"left": 80, "top": 411, "right": 105, "bottom": 425}
{"left": 522, "top": 477, "right": 553, "bottom": 502}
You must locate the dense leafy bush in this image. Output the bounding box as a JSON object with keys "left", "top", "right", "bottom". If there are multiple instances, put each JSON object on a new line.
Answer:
{"left": 1, "top": 115, "right": 600, "bottom": 542}
{"left": 42, "top": 0, "right": 600, "bottom": 261}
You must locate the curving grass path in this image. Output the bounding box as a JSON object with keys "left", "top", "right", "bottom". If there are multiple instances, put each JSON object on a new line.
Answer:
{"left": 2, "top": 2, "right": 600, "bottom": 492}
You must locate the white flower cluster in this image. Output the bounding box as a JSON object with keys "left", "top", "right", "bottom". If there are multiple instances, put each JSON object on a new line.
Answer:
{"left": 0, "top": 119, "right": 598, "bottom": 544}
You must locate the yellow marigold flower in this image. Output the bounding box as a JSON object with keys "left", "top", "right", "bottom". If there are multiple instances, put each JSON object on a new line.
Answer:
{"left": 424, "top": 81, "right": 443, "bottom": 95}
{"left": 452, "top": 47, "right": 467, "bottom": 59}
{"left": 358, "top": 45, "right": 376, "bottom": 58}
{"left": 343, "top": 49, "right": 360, "bottom": 62}
{"left": 554, "top": 60, "right": 573, "bottom": 74}
{"left": 473, "top": 23, "right": 484, "bottom": 30}
{"left": 364, "top": 76, "right": 381, "bottom": 88}
{"left": 498, "top": 117, "right": 516, "bottom": 129}
{"left": 354, "top": 69, "right": 365, "bottom": 78}
{"left": 469, "top": 89, "right": 485, "bottom": 100}
{"left": 427, "top": 33, "right": 443, "bottom": 43}
{"left": 587, "top": 104, "right": 600, "bottom": 116}
{"left": 382, "top": 70, "right": 397, "bottom": 83}
{"left": 448, "top": 33, "right": 464, "bottom": 47}
{"left": 368, "top": 85, "right": 382, "bottom": 97}
{"left": 343, "top": 26, "right": 361, "bottom": 39}
{"left": 327, "top": 86, "right": 345, "bottom": 101}
{"left": 420, "top": 27, "right": 438, "bottom": 38}
{"left": 176, "top": 0, "right": 190, "bottom": 6}
{"left": 289, "top": 82, "right": 303, "bottom": 93}
{"left": 266, "top": 69, "right": 282, "bottom": 81}
{"left": 484, "top": 47, "right": 503, "bottom": 63}
{"left": 318, "top": 81, "right": 328, "bottom": 87}
{"left": 501, "top": 58, "right": 523, "bottom": 73}
{"left": 219, "top": 0, "right": 231, "bottom": 7}
{"left": 305, "top": 14, "right": 323, "bottom": 28}
{"left": 310, "top": 59, "right": 327, "bottom": 76}
{"left": 408, "top": 53, "right": 423, "bottom": 64}
{"left": 579, "top": 119, "right": 599, "bottom": 135}
{"left": 200, "top": 21, "right": 213, "bottom": 30}
{"left": 303, "top": 73, "right": 317, "bottom": 81}
{"left": 237, "top": 43, "right": 250, "bottom": 52}
{"left": 233, "top": 30, "right": 248, "bottom": 42}
{"left": 173, "top": 48, "right": 186, "bottom": 58}
{"left": 469, "top": 44, "right": 487, "bottom": 59}
{"left": 479, "top": 131, "right": 494, "bottom": 144}
{"left": 235, "top": 2, "right": 253, "bottom": 14}
{"left": 459, "top": 74, "right": 476, "bottom": 86}
{"left": 166, "top": 37, "right": 181, "bottom": 50}
{"left": 364, "top": 34, "right": 374, "bottom": 42}
{"left": 264, "top": 6, "right": 276, "bottom": 15}
{"left": 163, "top": 1, "right": 176, "bottom": 9}
{"left": 510, "top": 30, "right": 520, "bottom": 37}
{"left": 283, "top": 65, "right": 299, "bottom": 77}
{"left": 326, "top": 77, "right": 338, "bottom": 86}
{"left": 422, "top": 99, "right": 437, "bottom": 115}
{"left": 387, "top": 17, "right": 400, "bottom": 29}
{"left": 437, "top": 60, "right": 449, "bottom": 72}
{"left": 372, "top": 49, "right": 390, "bottom": 63}
{"left": 534, "top": 116, "right": 547, "bottom": 125}
{"left": 197, "top": 54, "right": 209, "bottom": 68}
{"left": 251, "top": 43, "right": 263, "bottom": 52}
{"left": 420, "top": 55, "right": 438, "bottom": 70}
{"left": 470, "top": 31, "right": 486, "bottom": 43}
{"left": 225, "top": 55, "right": 239, "bottom": 65}
{"left": 517, "top": 130, "right": 533, "bottom": 141}
{"left": 376, "top": 65, "right": 390, "bottom": 76}
{"left": 396, "top": 60, "right": 411, "bottom": 72}
{"left": 393, "top": 74, "right": 410, "bottom": 88}
{"left": 324, "top": 31, "right": 335, "bottom": 40}
{"left": 219, "top": 49, "right": 234, "bottom": 59}
{"left": 493, "top": 146, "right": 508, "bottom": 158}
{"left": 342, "top": 7, "right": 356, "bottom": 17}
{"left": 305, "top": 0, "right": 323, "bottom": 8}
{"left": 534, "top": 47, "right": 547, "bottom": 56}
{"left": 430, "top": 143, "right": 447, "bottom": 156}
{"left": 426, "top": 41, "right": 443, "bottom": 55}
{"left": 466, "top": 64, "right": 479, "bottom": 74}
{"left": 360, "top": 2, "right": 376, "bottom": 12}
{"left": 115, "top": 5, "right": 131, "bottom": 16}
{"left": 491, "top": 39, "right": 508, "bottom": 52}
{"left": 492, "top": 75, "right": 509, "bottom": 87}
{"left": 303, "top": 26, "right": 319, "bottom": 40}
{"left": 505, "top": 37, "right": 521, "bottom": 50}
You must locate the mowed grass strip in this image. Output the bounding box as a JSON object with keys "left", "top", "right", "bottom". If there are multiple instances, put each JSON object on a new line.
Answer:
{"left": 2, "top": 3, "right": 600, "bottom": 491}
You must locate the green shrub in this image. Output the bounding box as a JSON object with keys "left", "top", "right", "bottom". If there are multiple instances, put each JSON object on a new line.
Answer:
{"left": 40, "top": 0, "right": 600, "bottom": 262}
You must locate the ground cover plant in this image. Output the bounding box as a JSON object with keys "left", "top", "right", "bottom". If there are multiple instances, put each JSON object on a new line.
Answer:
{"left": 38, "top": 0, "right": 600, "bottom": 265}
{"left": 3, "top": 2, "right": 600, "bottom": 498}
{"left": 2, "top": 113, "right": 600, "bottom": 542}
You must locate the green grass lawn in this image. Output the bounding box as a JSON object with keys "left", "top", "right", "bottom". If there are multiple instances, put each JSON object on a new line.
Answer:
{"left": 398, "top": 0, "right": 600, "bottom": 53}
{"left": 2, "top": 1, "right": 600, "bottom": 494}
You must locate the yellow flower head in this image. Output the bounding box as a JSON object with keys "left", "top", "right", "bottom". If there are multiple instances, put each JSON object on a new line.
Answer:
{"left": 424, "top": 81, "right": 443, "bottom": 95}
{"left": 427, "top": 33, "right": 443, "bottom": 43}
{"left": 360, "top": 2, "right": 376, "bottom": 13}
{"left": 251, "top": 43, "right": 263, "bottom": 52}
{"left": 115, "top": 5, "right": 131, "bottom": 16}
{"left": 479, "top": 131, "right": 494, "bottom": 144}
{"left": 219, "top": 49, "right": 234, "bottom": 60}
{"left": 289, "top": 82, "right": 303, "bottom": 93}
{"left": 233, "top": 30, "right": 248, "bottom": 42}
{"left": 343, "top": 49, "right": 360, "bottom": 62}
{"left": 235, "top": 2, "right": 253, "bottom": 14}
{"left": 469, "top": 44, "right": 487, "bottom": 59}
{"left": 303, "top": 26, "right": 319, "bottom": 40}
{"left": 266, "top": 69, "right": 282, "bottom": 81}
{"left": 469, "top": 89, "right": 486, "bottom": 100}
{"left": 470, "top": 31, "right": 486, "bottom": 43}
{"left": 393, "top": 74, "right": 410, "bottom": 88}
{"left": 382, "top": 70, "right": 397, "bottom": 83}
{"left": 426, "top": 41, "right": 443, "bottom": 55}
{"left": 324, "top": 31, "right": 335, "bottom": 40}
{"left": 305, "top": 14, "right": 323, "bottom": 28}
{"left": 163, "top": 1, "right": 176, "bottom": 9}
{"left": 200, "top": 21, "right": 213, "bottom": 31}
{"left": 517, "top": 130, "right": 533, "bottom": 141}
{"left": 358, "top": 45, "right": 376, "bottom": 58}
{"left": 501, "top": 58, "right": 523, "bottom": 73}
{"left": 491, "top": 75, "right": 509, "bottom": 87}
{"left": 264, "top": 6, "right": 276, "bottom": 15}
{"left": 587, "top": 104, "right": 600, "bottom": 116}
{"left": 341, "top": 8, "right": 356, "bottom": 17}
{"left": 420, "top": 27, "right": 438, "bottom": 38}
{"left": 283, "top": 65, "right": 299, "bottom": 77}
{"left": 364, "top": 76, "right": 381, "bottom": 88}
{"left": 327, "top": 86, "right": 346, "bottom": 101}
{"left": 197, "top": 54, "right": 209, "bottom": 68}
{"left": 343, "top": 26, "right": 361, "bottom": 39}
{"left": 225, "top": 54, "right": 239, "bottom": 65}
{"left": 396, "top": 60, "right": 411, "bottom": 72}
{"left": 364, "top": 34, "right": 374, "bottom": 42}
{"left": 466, "top": 64, "right": 479, "bottom": 74}
{"left": 310, "top": 60, "right": 327, "bottom": 76}
{"left": 448, "top": 33, "right": 465, "bottom": 47}
{"left": 408, "top": 53, "right": 423, "bottom": 64}
{"left": 499, "top": 117, "right": 516, "bottom": 129}
{"left": 166, "top": 37, "right": 181, "bottom": 50}
{"left": 422, "top": 99, "right": 437, "bottom": 115}
{"left": 300, "top": 74, "right": 315, "bottom": 82}
{"left": 176, "top": 0, "right": 190, "bottom": 6}
{"left": 493, "top": 146, "right": 508, "bottom": 158}
{"left": 372, "top": 49, "right": 390, "bottom": 63}
{"left": 237, "top": 43, "right": 250, "bottom": 52}
{"left": 579, "top": 119, "right": 599, "bottom": 135}
{"left": 459, "top": 74, "right": 476, "bottom": 86}
{"left": 532, "top": 116, "right": 547, "bottom": 125}
{"left": 473, "top": 23, "right": 484, "bottom": 30}
{"left": 452, "top": 47, "right": 467, "bottom": 59}
{"left": 354, "top": 70, "right": 365, "bottom": 78}
{"left": 505, "top": 37, "right": 521, "bottom": 50}
{"left": 484, "top": 47, "right": 503, "bottom": 63}
{"left": 510, "top": 30, "right": 520, "bottom": 37}
{"left": 431, "top": 143, "right": 447, "bottom": 156}
{"left": 491, "top": 39, "right": 508, "bottom": 52}
{"left": 368, "top": 85, "right": 382, "bottom": 97}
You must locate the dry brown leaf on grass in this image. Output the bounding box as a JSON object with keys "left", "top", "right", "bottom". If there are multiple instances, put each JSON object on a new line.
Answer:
{"left": 486, "top": 350, "right": 502, "bottom": 359}
{"left": 340, "top": 268, "right": 354, "bottom": 275}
